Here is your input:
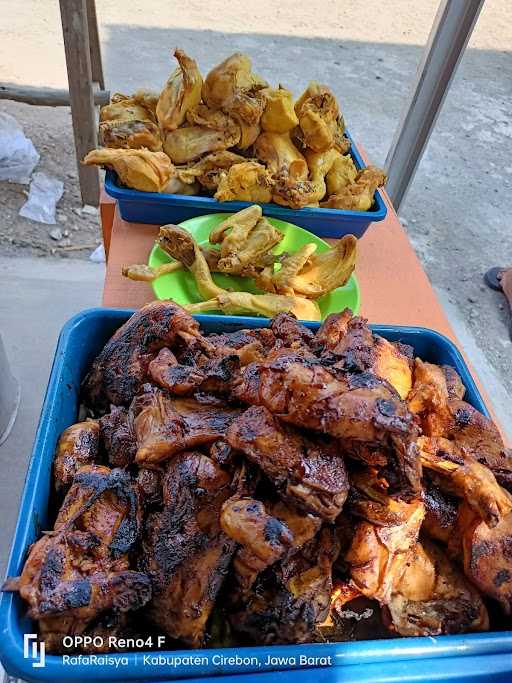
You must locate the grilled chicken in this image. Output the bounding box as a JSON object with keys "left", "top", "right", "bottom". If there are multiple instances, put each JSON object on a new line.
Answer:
{"left": 230, "top": 526, "right": 339, "bottom": 644}
{"left": 99, "top": 406, "right": 136, "bottom": 467}
{"left": 227, "top": 405, "right": 349, "bottom": 521}
{"left": 130, "top": 385, "right": 241, "bottom": 465}
{"left": 53, "top": 420, "right": 100, "bottom": 493}
{"left": 220, "top": 497, "right": 321, "bottom": 592}
{"left": 82, "top": 301, "right": 202, "bottom": 413}
{"left": 457, "top": 503, "right": 512, "bottom": 614}
{"left": 233, "top": 352, "right": 421, "bottom": 497}
{"left": 141, "top": 451, "right": 237, "bottom": 646}
{"left": 3, "top": 466, "right": 151, "bottom": 653}
{"left": 346, "top": 472, "right": 425, "bottom": 604}
{"left": 386, "top": 539, "right": 488, "bottom": 636}
{"left": 148, "top": 347, "right": 240, "bottom": 396}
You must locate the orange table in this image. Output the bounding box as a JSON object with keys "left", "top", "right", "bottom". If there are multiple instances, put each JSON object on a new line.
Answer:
{"left": 101, "top": 191, "right": 455, "bottom": 339}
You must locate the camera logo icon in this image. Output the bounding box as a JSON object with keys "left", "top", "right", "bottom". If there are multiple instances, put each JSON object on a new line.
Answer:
{"left": 23, "top": 634, "right": 46, "bottom": 668}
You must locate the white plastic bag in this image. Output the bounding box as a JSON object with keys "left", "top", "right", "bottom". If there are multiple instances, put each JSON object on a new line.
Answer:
{"left": 19, "top": 172, "right": 64, "bottom": 224}
{"left": 0, "top": 112, "right": 40, "bottom": 184}
{"left": 89, "top": 243, "right": 106, "bottom": 263}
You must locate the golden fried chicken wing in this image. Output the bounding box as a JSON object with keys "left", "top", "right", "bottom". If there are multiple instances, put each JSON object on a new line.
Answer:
{"left": 215, "top": 215, "right": 283, "bottom": 276}
{"left": 100, "top": 94, "right": 155, "bottom": 124}
{"left": 325, "top": 153, "right": 358, "bottom": 195}
{"left": 82, "top": 148, "right": 175, "bottom": 193}
{"left": 156, "top": 49, "right": 202, "bottom": 133}
{"left": 214, "top": 161, "right": 274, "bottom": 203}
{"left": 254, "top": 131, "right": 308, "bottom": 180}
{"left": 321, "top": 165, "right": 386, "bottom": 211}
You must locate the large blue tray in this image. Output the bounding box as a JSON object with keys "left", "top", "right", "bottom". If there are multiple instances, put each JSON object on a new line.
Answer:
{"left": 1, "top": 309, "right": 509, "bottom": 683}
{"left": 104, "top": 131, "right": 387, "bottom": 238}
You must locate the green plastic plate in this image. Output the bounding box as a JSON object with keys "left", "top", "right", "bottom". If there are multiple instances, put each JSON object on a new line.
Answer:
{"left": 148, "top": 213, "right": 360, "bottom": 319}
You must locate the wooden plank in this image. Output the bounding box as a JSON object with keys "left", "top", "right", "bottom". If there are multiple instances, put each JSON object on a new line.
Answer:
{"left": 59, "top": 0, "right": 99, "bottom": 206}
{"left": 0, "top": 83, "right": 109, "bottom": 107}
{"left": 85, "top": 0, "right": 105, "bottom": 90}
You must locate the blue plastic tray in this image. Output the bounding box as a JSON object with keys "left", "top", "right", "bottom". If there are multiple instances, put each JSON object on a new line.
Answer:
{"left": 1, "top": 309, "right": 509, "bottom": 683}
{"left": 104, "top": 131, "right": 387, "bottom": 238}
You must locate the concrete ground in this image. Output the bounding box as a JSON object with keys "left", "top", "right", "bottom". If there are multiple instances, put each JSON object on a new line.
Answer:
{"left": 0, "top": 0, "right": 511, "bottom": 628}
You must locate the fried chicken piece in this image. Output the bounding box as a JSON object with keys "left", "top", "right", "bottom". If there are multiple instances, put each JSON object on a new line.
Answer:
{"left": 321, "top": 165, "right": 386, "bottom": 211}
{"left": 177, "top": 151, "right": 247, "bottom": 190}
{"left": 82, "top": 148, "right": 175, "bottom": 193}
{"left": 82, "top": 301, "right": 202, "bottom": 413}
{"left": 53, "top": 420, "right": 100, "bottom": 493}
{"left": 226, "top": 405, "right": 349, "bottom": 521}
{"left": 417, "top": 435, "right": 512, "bottom": 527}
{"left": 157, "top": 225, "right": 226, "bottom": 300}
{"left": 3, "top": 466, "right": 151, "bottom": 653}
{"left": 457, "top": 503, "right": 512, "bottom": 614}
{"left": 185, "top": 291, "right": 322, "bottom": 321}
{"left": 148, "top": 347, "right": 240, "bottom": 396}
{"left": 163, "top": 123, "right": 240, "bottom": 165}
{"left": 215, "top": 215, "right": 283, "bottom": 277}
{"left": 229, "top": 526, "right": 339, "bottom": 644}
{"left": 271, "top": 147, "right": 339, "bottom": 209}
{"left": 325, "top": 153, "right": 358, "bottom": 195}
{"left": 99, "top": 119, "right": 162, "bottom": 151}
{"left": 260, "top": 87, "right": 299, "bottom": 133}
{"left": 210, "top": 204, "right": 262, "bottom": 243}
{"left": 295, "top": 81, "right": 344, "bottom": 153}
{"left": 386, "top": 539, "right": 488, "bottom": 636}
{"left": 254, "top": 131, "right": 309, "bottom": 180}
{"left": 347, "top": 473, "right": 425, "bottom": 604}
{"left": 202, "top": 52, "right": 268, "bottom": 148}
{"left": 100, "top": 94, "right": 155, "bottom": 124}
{"left": 214, "top": 161, "right": 274, "bottom": 203}
{"left": 156, "top": 49, "right": 202, "bottom": 133}
{"left": 99, "top": 406, "right": 136, "bottom": 467}
{"left": 130, "top": 385, "right": 241, "bottom": 465}
{"left": 266, "top": 235, "right": 357, "bottom": 299}
{"left": 122, "top": 260, "right": 183, "bottom": 282}
{"left": 141, "top": 451, "right": 237, "bottom": 646}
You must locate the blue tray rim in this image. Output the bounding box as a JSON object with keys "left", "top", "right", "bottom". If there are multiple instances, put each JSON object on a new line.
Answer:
{"left": 1, "top": 308, "right": 506, "bottom": 683}
{"left": 103, "top": 130, "right": 388, "bottom": 224}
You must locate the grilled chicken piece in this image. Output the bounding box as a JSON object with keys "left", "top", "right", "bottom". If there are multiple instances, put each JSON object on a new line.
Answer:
{"left": 141, "top": 451, "right": 237, "bottom": 646}
{"left": 418, "top": 436, "right": 512, "bottom": 527}
{"left": 270, "top": 312, "right": 315, "bottom": 349}
{"left": 318, "top": 314, "right": 413, "bottom": 400}
{"left": 3, "top": 466, "right": 151, "bottom": 653}
{"left": 386, "top": 539, "right": 488, "bottom": 636}
{"left": 99, "top": 406, "right": 136, "bottom": 467}
{"left": 422, "top": 474, "right": 459, "bottom": 543}
{"left": 136, "top": 467, "right": 163, "bottom": 507}
{"left": 314, "top": 309, "right": 353, "bottom": 350}
{"left": 53, "top": 420, "right": 100, "bottom": 493}
{"left": 205, "top": 327, "right": 276, "bottom": 366}
{"left": 82, "top": 302, "right": 202, "bottom": 413}
{"left": 233, "top": 352, "right": 421, "bottom": 497}
{"left": 230, "top": 526, "right": 339, "bottom": 644}
{"left": 347, "top": 471, "right": 425, "bottom": 604}
{"left": 227, "top": 405, "right": 349, "bottom": 521}
{"left": 148, "top": 347, "right": 240, "bottom": 396}
{"left": 130, "top": 385, "right": 241, "bottom": 465}
{"left": 220, "top": 497, "right": 321, "bottom": 592}
{"left": 457, "top": 503, "right": 512, "bottom": 614}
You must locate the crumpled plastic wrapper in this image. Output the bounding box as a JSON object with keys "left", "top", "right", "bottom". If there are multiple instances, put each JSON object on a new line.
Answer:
{"left": 19, "top": 172, "right": 64, "bottom": 224}
{"left": 0, "top": 112, "right": 40, "bottom": 184}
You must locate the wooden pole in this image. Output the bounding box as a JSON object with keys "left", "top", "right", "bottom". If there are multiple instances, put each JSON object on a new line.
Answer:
{"left": 85, "top": 0, "right": 105, "bottom": 90}
{"left": 60, "top": 0, "right": 99, "bottom": 206}
{"left": 0, "top": 84, "right": 109, "bottom": 107}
